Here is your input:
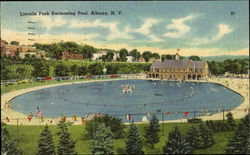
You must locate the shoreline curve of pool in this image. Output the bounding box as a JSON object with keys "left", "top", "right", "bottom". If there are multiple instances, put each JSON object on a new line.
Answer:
{"left": 9, "top": 79, "right": 243, "bottom": 122}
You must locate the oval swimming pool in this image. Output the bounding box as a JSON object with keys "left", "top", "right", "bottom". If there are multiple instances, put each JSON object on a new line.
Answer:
{"left": 11, "top": 80, "right": 242, "bottom": 122}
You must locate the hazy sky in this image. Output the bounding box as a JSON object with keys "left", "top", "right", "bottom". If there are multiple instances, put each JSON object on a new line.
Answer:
{"left": 1, "top": 1, "right": 249, "bottom": 56}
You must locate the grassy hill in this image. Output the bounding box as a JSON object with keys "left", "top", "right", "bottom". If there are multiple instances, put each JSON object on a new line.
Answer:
{"left": 3, "top": 122, "right": 233, "bottom": 154}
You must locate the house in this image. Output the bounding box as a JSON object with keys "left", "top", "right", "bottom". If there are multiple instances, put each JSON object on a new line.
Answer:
{"left": 112, "top": 53, "right": 120, "bottom": 61}
{"left": 92, "top": 51, "right": 108, "bottom": 60}
{"left": 126, "top": 56, "right": 134, "bottom": 62}
{"left": 138, "top": 57, "right": 145, "bottom": 62}
{"left": 147, "top": 53, "right": 209, "bottom": 80}
{"left": 59, "top": 51, "right": 83, "bottom": 59}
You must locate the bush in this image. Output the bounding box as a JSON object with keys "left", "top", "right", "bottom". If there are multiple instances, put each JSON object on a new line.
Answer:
{"left": 187, "top": 118, "right": 202, "bottom": 123}
{"left": 84, "top": 115, "right": 126, "bottom": 139}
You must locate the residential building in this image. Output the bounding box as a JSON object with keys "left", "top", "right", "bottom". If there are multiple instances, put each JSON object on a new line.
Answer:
{"left": 59, "top": 51, "right": 83, "bottom": 59}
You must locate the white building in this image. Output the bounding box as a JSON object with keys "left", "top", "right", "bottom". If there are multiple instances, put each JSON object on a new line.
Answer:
{"left": 126, "top": 56, "right": 134, "bottom": 62}
{"left": 113, "top": 53, "right": 120, "bottom": 61}
{"left": 92, "top": 51, "right": 120, "bottom": 61}
{"left": 92, "top": 51, "right": 108, "bottom": 60}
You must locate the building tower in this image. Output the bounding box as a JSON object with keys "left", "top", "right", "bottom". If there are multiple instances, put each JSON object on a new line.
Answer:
{"left": 175, "top": 52, "right": 180, "bottom": 60}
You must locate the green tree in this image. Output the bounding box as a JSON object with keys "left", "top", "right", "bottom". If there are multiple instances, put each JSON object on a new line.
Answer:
{"left": 152, "top": 53, "right": 160, "bottom": 59}
{"left": 88, "top": 63, "right": 104, "bottom": 75}
{"left": 118, "top": 48, "right": 128, "bottom": 62}
{"left": 129, "top": 49, "right": 141, "bottom": 61}
{"left": 57, "top": 121, "right": 77, "bottom": 155}
{"left": 189, "top": 55, "right": 201, "bottom": 61}
{"left": 10, "top": 41, "right": 19, "bottom": 45}
{"left": 144, "top": 114, "right": 160, "bottom": 149}
{"left": 56, "top": 120, "right": 68, "bottom": 136}
{"left": 186, "top": 126, "right": 199, "bottom": 152}
{"left": 125, "top": 121, "right": 144, "bottom": 155}
{"left": 142, "top": 51, "right": 153, "bottom": 62}
{"left": 38, "top": 125, "right": 56, "bottom": 155}
{"left": 105, "top": 52, "right": 115, "bottom": 62}
{"left": 82, "top": 45, "right": 96, "bottom": 59}
{"left": 198, "top": 123, "right": 214, "bottom": 148}
{"left": 70, "top": 65, "right": 79, "bottom": 76}
{"left": 162, "top": 126, "right": 192, "bottom": 154}
{"left": 32, "top": 61, "right": 50, "bottom": 77}
{"left": 78, "top": 66, "right": 88, "bottom": 76}
{"left": 85, "top": 115, "right": 125, "bottom": 139}
{"left": 55, "top": 63, "right": 70, "bottom": 76}
{"left": 90, "top": 123, "right": 114, "bottom": 155}
{"left": 106, "top": 64, "right": 118, "bottom": 74}
{"left": 226, "top": 112, "right": 236, "bottom": 130}
{"left": 226, "top": 114, "right": 250, "bottom": 154}
{"left": 1, "top": 128, "right": 21, "bottom": 155}
{"left": 161, "top": 54, "right": 174, "bottom": 61}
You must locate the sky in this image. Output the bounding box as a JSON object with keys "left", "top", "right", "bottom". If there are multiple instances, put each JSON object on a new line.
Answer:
{"left": 1, "top": 1, "right": 249, "bottom": 56}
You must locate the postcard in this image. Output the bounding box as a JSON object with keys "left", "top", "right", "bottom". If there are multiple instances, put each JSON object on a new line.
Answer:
{"left": 1, "top": 1, "right": 249, "bottom": 154}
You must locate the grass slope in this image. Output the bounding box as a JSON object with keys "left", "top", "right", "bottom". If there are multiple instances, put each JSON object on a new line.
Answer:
{"left": 4, "top": 122, "right": 233, "bottom": 154}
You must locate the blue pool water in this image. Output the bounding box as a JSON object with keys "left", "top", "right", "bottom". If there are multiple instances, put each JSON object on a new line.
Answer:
{"left": 11, "top": 80, "right": 242, "bottom": 122}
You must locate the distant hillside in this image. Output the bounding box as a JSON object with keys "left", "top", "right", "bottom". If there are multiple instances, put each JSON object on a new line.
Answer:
{"left": 200, "top": 55, "right": 249, "bottom": 62}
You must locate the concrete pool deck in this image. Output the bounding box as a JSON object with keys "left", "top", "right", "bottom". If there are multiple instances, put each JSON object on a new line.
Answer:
{"left": 1, "top": 77, "right": 249, "bottom": 125}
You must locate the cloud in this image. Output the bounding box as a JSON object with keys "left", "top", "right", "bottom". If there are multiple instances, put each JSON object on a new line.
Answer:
{"left": 133, "top": 18, "right": 164, "bottom": 42}
{"left": 29, "top": 16, "right": 67, "bottom": 30}
{"left": 1, "top": 29, "right": 98, "bottom": 45}
{"left": 212, "top": 24, "right": 233, "bottom": 40}
{"left": 163, "top": 15, "right": 195, "bottom": 38}
{"left": 70, "top": 19, "right": 133, "bottom": 40}
{"left": 192, "top": 24, "right": 234, "bottom": 45}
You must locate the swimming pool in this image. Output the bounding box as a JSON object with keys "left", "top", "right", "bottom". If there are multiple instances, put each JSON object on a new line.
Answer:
{"left": 11, "top": 80, "right": 242, "bottom": 122}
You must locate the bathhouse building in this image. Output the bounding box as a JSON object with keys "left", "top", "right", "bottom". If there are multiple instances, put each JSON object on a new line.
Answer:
{"left": 147, "top": 53, "right": 209, "bottom": 80}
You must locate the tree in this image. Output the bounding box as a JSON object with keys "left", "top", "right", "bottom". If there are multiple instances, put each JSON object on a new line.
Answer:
{"left": 186, "top": 126, "right": 199, "bottom": 152}
{"left": 142, "top": 51, "right": 153, "bottom": 62}
{"left": 152, "top": 53, "right": 160, "bottom": 59}
{"left": 10, "top": 41, "right": 19, "bottom": 45}
{"left": 162, "top": 126, "right": 192, "bottom": 154}
{"left": 106, "top": 64, "right": 118, "bottom": 74}
{"left": 88, "top": 63, "right": 104, "bottom": 75}
{"left": 198, "top": 123, "right": 214, "bottom": 148}
{"left": 70, "top": 65, "right": 79, "bottom": 76}
{"left": 32, "top": 61, "right": 50, "bottom": 77}
{"left": 78, "top": 66, "right": 88, "bottom": 76}
{"left": 1, "top": 128, "right": 21, "bottom": 155}
{"left": 55, "top": 63, "right": 70, "bottom": 76}
{"left": 85, "top": 115, "right": 125, "bottom": 139}
{"left": 226, "top": 112, "right": 236, "bottom": 130}
{"left": 90, "top": 123, "right": 114, "bottom": 155}
{"left": 129, "top": 49, "right": 141, "bottom": 61}
{"left": 189, "top": 55, "right": 201, "bottom": 61}
{"left": 57, "top": 121, "right": 77, "bottom": 155}
{"left": 144, "top": 114, "right": 160, "bottom": 149}
{"left": 226, "top": 114, "right": 250, "bottom": 154}
{"left": 38, "top": 125, "right": 56, "bottom": 155}
{"left": 161, "top": 54, "right": 174, "bottom": 61}
{"left": 82, "top": 45, "right": 96, "bottom": 59}
{"left": 106, "top": 52, "right": 115, "bottom": 62}
{"left": 125, "top": 121, "right": 144, "bottom": 155}
{"left": 118, "top": 48, "right": 128, "bottom": 62}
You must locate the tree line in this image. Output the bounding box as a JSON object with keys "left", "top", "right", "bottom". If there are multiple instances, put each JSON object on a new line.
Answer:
{"left": 208, "top": 58, "right": 249, "bottom": 75}
{"left": 1, "top": 56, "right": 151, "bottom": 80}
{"left": 1, "top": 53, "right": 249, "bottom": 80}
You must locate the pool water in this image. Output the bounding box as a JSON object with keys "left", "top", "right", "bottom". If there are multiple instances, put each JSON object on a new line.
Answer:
{"left": 11, "top": 80, "right": 242, "bottom": 122}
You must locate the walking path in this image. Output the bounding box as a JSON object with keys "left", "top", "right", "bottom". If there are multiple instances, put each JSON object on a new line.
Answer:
{"left": 1, "top": 77, "right": 249, "bottom": 125}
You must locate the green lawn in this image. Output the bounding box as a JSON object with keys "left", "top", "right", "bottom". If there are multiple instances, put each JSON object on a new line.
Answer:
{"left": 4, "top": 122, "right": 233, "bottom": 154}
{"left": 1, "top": 77, "right": 125, "bottom": 94}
